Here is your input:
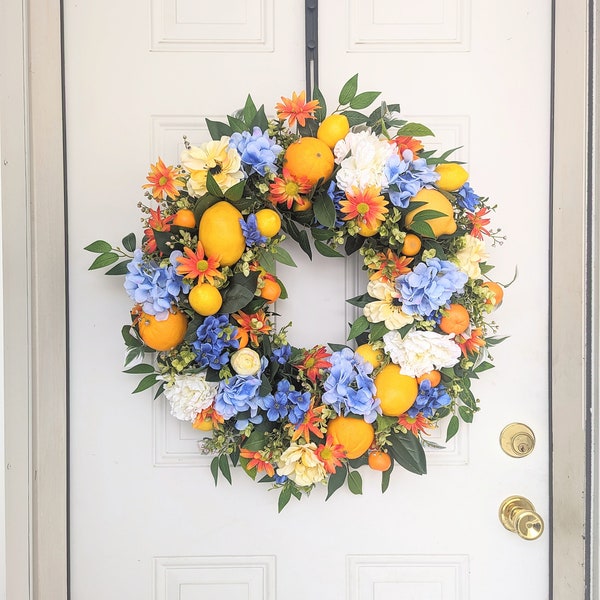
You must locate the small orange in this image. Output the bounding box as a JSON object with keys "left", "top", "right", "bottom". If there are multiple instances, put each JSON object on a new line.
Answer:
{"left": 482, "top": 281, "right": 504, "bottom": 308}
{"left": 439, "top": 303, "right": 470, "bottom": 335}
{"left": 172, "top": 208, "right": 196, "bottom": 228}
{"left": 260, "top": 279, "right": 281, "bottom": 303}
{"left": 234, "top": 328, "right": 249, "bottom": 349}
{"left": 283, "top": 137, "right": 335, "bottom": 186}
{"left": 401, "top": 233, "right": 422, "bottom": 256}
{"left": 374, "top": 363, "right": 418, "bottom": 417}
{"left": 327, "top": 416, "right": 375, "bottom": 459}
{"left": 416, "top": 370, "right": 442, "bottom": 387}
{"left": 368, "top": 450, "right": 392, "bottom": 471}
{"left": 293, "top": 199, "right": 313, "bottom": 212}
{"left": 138, "top": 308, "right": 188, "bottom": 351}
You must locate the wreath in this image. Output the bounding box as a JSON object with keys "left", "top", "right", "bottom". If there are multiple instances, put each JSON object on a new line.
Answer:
{"left": 86, "top": 75, "right": 505, "bottom": 511}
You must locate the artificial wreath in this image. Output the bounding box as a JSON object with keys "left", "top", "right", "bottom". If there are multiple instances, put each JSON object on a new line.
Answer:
{"left": 86, "top": 75, "right": 505, "bottom": 510}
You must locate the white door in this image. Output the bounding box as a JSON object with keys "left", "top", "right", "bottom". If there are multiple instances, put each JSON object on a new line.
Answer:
{"left": 66, "top": 1, "right": 551, "bottom": 598}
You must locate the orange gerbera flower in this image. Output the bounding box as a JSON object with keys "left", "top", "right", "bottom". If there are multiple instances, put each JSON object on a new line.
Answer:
{"left": 456, "top": 327, "right": 486, "bottom": 357}
{"left": 467, "top": 207, "right": 492, "bottom": 240}
{"left": 269, "top": 168, "right": 313, "bottom": 209}
{"left": 398, "top": 412, "right": 431, "bottom": 436}
{"left": 142, "top": 158, "right": 185, "bottom": 200}
{"left": 294, "top": 345, "right": 332, "bottom": 383}
{"left": 144, "top": 207, "right": 174, "bottom": 253}
{"left": 340, "top": 186, "right": 389, "bottom": 229}
{"left": 316, "top": 434, "right": 346, "bottom": 473}
{"left": 369, "top": 249, "right": 413, "bottom": 283}
{"left": 290, "top": 404, "right": 325, "bottom": 443}
{"left": 239, "top": 448, "right": 275, "bottom": 477}
{"left": 176, "top": 243, "right": 222, "bottom": 284}
{"left": 275, "top": 91, "right": 320, "bottom": 127}
{"left": 193, "top": 406, "right": 224, "bottom": 430}
{"left": 390, "top": 136, "right": 424, "bottom": 159}
{"left": 233, "top": 310, "right": 272, "bottom": 346}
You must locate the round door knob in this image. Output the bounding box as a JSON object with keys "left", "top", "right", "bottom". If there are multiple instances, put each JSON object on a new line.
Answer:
{"left": 499, "top": 496, "right": 544, "bottom": 541}
{"left": 500, "top": 423, "right": 536, "bottom": 457}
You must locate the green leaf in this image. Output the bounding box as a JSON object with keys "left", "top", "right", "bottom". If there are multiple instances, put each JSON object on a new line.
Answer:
{"left": 297, "top": 229, "right": 312, "bottom": 258}
{"left": 210, "top": 457, "right": 219, "bottom": 485}
{"left": 313, "top": 194, "right": 337, "bottom": 228}
{"left": 486, "top": 335, "right": 509, "bottom": 347}
{"left": 243, "top": 94, "right": 258, "bottom": 124}
{"left": 223, "top": 179, "right": 246, "bottom": 202}
{"left": 273, "top": 246, "right": 297, "bottom": 267}
{"left": 243, "top": 429, "right": 267, "bottom": 453}
{"left": 250, "top": 105, "right": 269, "bottom": 132}
{"left": 313, "top": 86, "right": 327, "bottom": 121}
{"left": 341, "top": 110, "right": 369, "bottom": 126}
{"left": 347, "top": 315, "right": 369, "bottom": 340}
{"left": 278, "top": 486, "right": 292, "bottom": 512}
{"left": 369, "top": 321, "right": 389, "bottom": 342}
{"left": 389, "top": 432, "right": 427, "bottom": 475}
{"left": 132, "top": 373, "right": 158, "bottom": 394}
{"left": 459, "top": 406, "right": 474, "bottom": 424}
{"left": 346, "top": 293, "right": 372, "bottom": 308}
{"left": 121, "top": 325, "right": 141, "bottom": 348}
{"left": 205, "top": 171, "right": 224, "bottom": 197}
{"left": 328, "top": 343, "right": 350, "bottom": 352}
{"left": 460, "top": 387, "right": 477, "bottom": 410}
{"left": 412, "top": 209, "right": 447, "bottom": 221}
{"left": 205, "top": 118, "right": 232, "bottom": 140}
{"left": 193, "top": 194, "right": 220, "bottom": 223}
{"left": 349, "top": 91, "right": 381, "bottom": 110}
{"left": 314, "top": 240, "right": 343, "bottom": 258}
{"left": 339, "top": 74, "right": 358, "bottom": 105}
{"left": 311, "top": 228, "right": 334, "bottom": 241}
{"left": 121, "top": 233, "right": 136, "bottom": 252}
{"left": 381, "top": 461, "right": 393, "bottom": 493}
{"left": 88, "top": 252, "right": 119, "bottom": 270}
{"left": 408, "top": 220, "right": 436, "bottom": 238}
{"left": 154, "top": 381, "right": 165, "bottom": 400}
{"left": 474, "top": 361, "right": 494, "bottom": 373}
{"left": 124, "top": 347, "right": 143, "bottom": 367}
{"left": 396, "top": 122, "right": 435, "bottom": 137}
{"left": 257, "top": 250, "right": 276, "bottom": 275}
{"left": 220, "top": 272, "right": 259, "bottom": 314}
{"left": 227, "top": 114, "right": 247, "bottom": 133}
{"left": 123, "top": 363, "right": 155, "bottom": 374}
{"left": 345, "top": 234, "right": 365, "bottom": 255}
{"left": 446, "top": 415, "right": 460, "bottom": 441}
{"left": 347, "top": 470, "right": 363, "bottom": 495}
{"left": 219, "top": 454, "right": 232, "bottom": 484}
{"left": 84, "top": 240, "right": 112, "bottom": 253}
{"left": 105, "top": 260, "right": 131, "bottom": 276}
{"left": 326, "top": 466, "right": 347, "bottom": 500}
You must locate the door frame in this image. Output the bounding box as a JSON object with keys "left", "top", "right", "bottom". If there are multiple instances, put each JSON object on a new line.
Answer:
{"left": 0, "top": 0, "right": 594, "bottom": 597}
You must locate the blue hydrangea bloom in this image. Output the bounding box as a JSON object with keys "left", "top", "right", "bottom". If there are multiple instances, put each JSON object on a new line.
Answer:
{"left": 228, "top": 127, "right": 283, "bottom": 176}
{"left": 215, "top": 373, "right": 262, "bottom": 423}
{"left": 396, "top": 257, "right": 468, "bottom": 317}
{"left": 240, "top": 214, "right": 267, "bottom": 247}
{"left": 456, "top": 182, "right": 481, "bottom": 212}
{"left": 322, "top": 348, "right": 380, "bottom": 423}
{"left": 384, "top": 151, "right": 440, "bottom": 208}
{"left": 192, "top": 314, "right": 239, "bottom": 370}
{"left": 124, "top": 249, "right": 190, "bottom": 320}
{"left": 258, "top": 379, "right": 310, "bottom": 424}
{"left": 408, "top": 380, "right": 451, "bottom": 418}
{"left": 272, "top": 344, "right": 291, "bottom": 365}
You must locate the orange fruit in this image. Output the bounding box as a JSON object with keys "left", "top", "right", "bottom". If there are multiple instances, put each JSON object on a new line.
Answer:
{"left": 327, "top": 416, "right": 375, "bottom": 459}
{"left": 404, "top": 188, "right": 457, "bottom": 237}
{"left": 283, "top": 137, "right": 334, "bottom": 186}
{"left": 198, "top": 201, "right": 246, "bottom": 266}
{"left": 355, "top": 344, "right": 384, "bottom": 370}
{"left": 374, "top": 363, "right": 418, "bottom": 417}
{"left": 293, "top": 199, "right": 313, "bottom": 212}
{"left": 439, "top": 303, "right": 470, "bottom": 335}
{"left": 368, "top": 450, "right": 392, "bottom": 471}
{"left": 234, "top": 328, "right": 249, "bottom": 349}
{"left": 260, "top": 279, "right": 281, "bottom": 303}
{"left": 416, "top": 370, "right": 442, "bottom": 387}
{"left": 138, "top": 308, "right": 188, "bottom": 351}
{"left": 401, "top": 233, "right": 422, "bottom": 256}
{"left": 189, "top": 283, "right": 223, "bottom": 316}
{"left": 435, "top": 163, "right": 469, "bottom": 192}
{"left": 482, "top": 281, "right": 504, "bottom": 308}
{"left": 317, "top": 114, "right": 350, "bottom": 149}
{"left": 172, "top": 208, "right": 196, "bottom": 228}
{"left": 255, "top": 208, "right": 281, "bottom": 238}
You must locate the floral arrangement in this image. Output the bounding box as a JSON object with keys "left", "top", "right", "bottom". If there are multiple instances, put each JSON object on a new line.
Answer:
{"left": 86, "top": 75, "right": 505, "bottom": 510}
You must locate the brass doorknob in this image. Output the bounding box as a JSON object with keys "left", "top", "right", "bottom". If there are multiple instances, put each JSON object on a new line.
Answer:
{"left": 499, "top": 496, "right": 544, "bottom": 540}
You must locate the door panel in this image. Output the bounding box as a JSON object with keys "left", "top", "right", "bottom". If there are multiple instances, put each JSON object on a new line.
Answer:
{"left": 66, "top": 0, "right": 550, "bottom": 598}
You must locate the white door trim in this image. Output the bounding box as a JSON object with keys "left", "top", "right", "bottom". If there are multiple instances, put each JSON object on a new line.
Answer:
{"left": 0, "top": 0, "right": 592, "bottom": 597}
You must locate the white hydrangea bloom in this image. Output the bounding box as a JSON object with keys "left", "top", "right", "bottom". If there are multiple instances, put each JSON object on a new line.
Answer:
{"left": 383, "top": 329, "right": 461, "bottom": 377}
{"left": 334, "top": 130, "right": 394, "bottom": 192}
{"left": 276, "top": 443, "right": 327, "bottom": 487}
{"left": 453, "top": 234, "right": 489, "bottom": 279}
{"left": 363, "top": 279, "right": 414, "bottom": 331}
{"left": 162, "top": 373, "right": 219, "bottom": 422}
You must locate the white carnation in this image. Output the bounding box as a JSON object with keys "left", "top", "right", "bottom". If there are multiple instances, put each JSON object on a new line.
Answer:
{"left": 230, "top": 348, "right": 261, "bottom": 376}
{"left": 453, "top": 234, "right": 489, "bottom": 279}
{"left": 363, "top": 279, "right": 414, "bottom": 331}
{"left": 162, "top": 373, "right": 219, "bottom": 422}
{"left": 383, "top": 329, "right": 461, "bottom": 377}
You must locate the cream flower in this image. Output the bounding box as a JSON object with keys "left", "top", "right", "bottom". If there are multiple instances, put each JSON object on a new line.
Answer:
{"left": 334, "top": 130, "right": 394, "bottom": 192}
{"left": 162, "top": 373, "right": 219, "bottom": 422}
{"left": 276, "top": 442, "right": 327, "bottom": 487}
{"left": 453, "top": 234, "right": 489, "bottom": 279}
{"left": 383, "top": 329, "right": 461, "bottom": 377}
{"left": 181, "top": 136, "right": 244, "bottom": 197}
{"left": 363, "top": 279, "right": 414, "bottom": 331}
{"left": 230, "top": 348, "right": 261, "bottom": 376}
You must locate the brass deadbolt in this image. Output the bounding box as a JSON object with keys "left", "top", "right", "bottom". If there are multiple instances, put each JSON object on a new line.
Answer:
{"left": 500, "top": 423, "right": 535, "bottom": 458}
{"left": 499, "top": 496, "right": 544, "bottom": 541}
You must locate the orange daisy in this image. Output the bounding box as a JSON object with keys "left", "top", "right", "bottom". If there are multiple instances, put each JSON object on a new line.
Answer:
{"left": 398, "top": 413, "right": 431, "bottom": 436}
{"left": 390, "top": 136, "right": 424, "bottom": 158}
{"left": 294, "top": 346, "right": 332, "bottom": 383}
{"left": 176, "top": 243, "right": 222, "bottom": 284}
{"left": 467, "top": 207, "right": 492, "bottom": 240}
{"left": 340, "top": 186, "right": 389, "bottom": 229}
{"left": 316, "top": 434, "right": 346, "bottom": 473}
{"left": 239, "top": 448, "right": 275, "bottom": 477}
{"left": 142, "top": 158, "right": 185, "bottom": 200}
{"left": 193, "top": 406, "right": 224, "bottom": 430}
{"left": 232, "top": 310, "right": 272, "bottom": 346}
{"left": 144, "top": 206, "right": 174, "bottom": 254}
{"left": 368, "top": 249, "right": 413, "bottom": 283}
{"left": 275, "top": 91, "right": 320, "bottom": 127}
{"left": 290, "top": 404, "right": 325, "bottom": 443}
{"left": 456, "top": 327, "right": 486, "bottom": 357}
{"left": 269, "top": 168, "right": 313, "bottom": 209}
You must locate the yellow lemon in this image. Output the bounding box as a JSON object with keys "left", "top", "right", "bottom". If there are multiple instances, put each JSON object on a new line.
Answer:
{"left": 404, "top": 188, "right": 457, "bottom": 238}
{"left": 357, "top": 219, "right": 381, "bottom": 237}
{"left": 198, "top": 201, "right": 246, "bottom": 266}
{"left": 317, "top": 114, "right": 350, "bottom": 149}
{"left": 255, "top": 208, "right": 281, "bottom": 238}
{"left": 138, "top": 308, "right": 188, "bottom": 352}
{"left": 355, "top": 344, "right": 384, "bottom": 369}
{"left": 374, "top": 363, "right": 418, "bottom": 416}
{"left": 327, "top": 416, "right": 374, "bottom": 459}
{"left": 283, "top": 137, "right": 334, "bottom": 186}
{"left": 435, "top": 163, "right": 469, "bottom": 192}
{"left": 189, "top": 283, "right": 223, "bottom": 316}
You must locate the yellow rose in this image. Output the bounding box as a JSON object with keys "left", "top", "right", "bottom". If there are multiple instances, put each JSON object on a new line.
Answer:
{"left": 230, "top": 348, "right": 261, "bottom": 376}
